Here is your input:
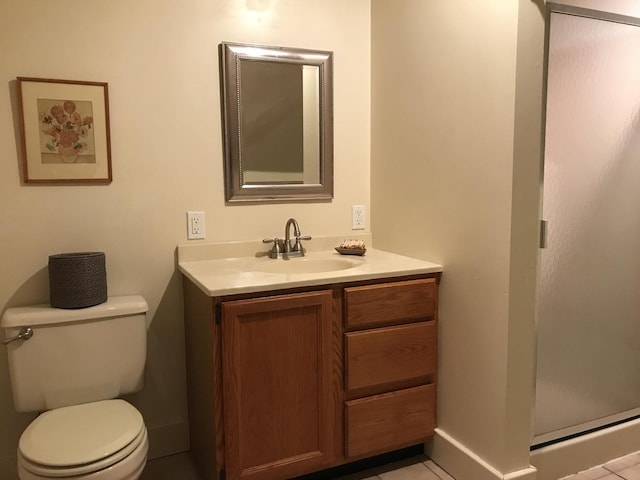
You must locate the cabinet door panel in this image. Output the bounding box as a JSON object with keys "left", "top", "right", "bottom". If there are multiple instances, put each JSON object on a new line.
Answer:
{"left": 345, "top": 384, "right": 435, "bottom": 459}
{"left": 221, "top": 291, "right": 333, "bottom": 480}
{"left": 344, "top": 278, "right": 436, "bottom": 329}
{"left": 345, "top": 321, "right": 436, "bottom": 394}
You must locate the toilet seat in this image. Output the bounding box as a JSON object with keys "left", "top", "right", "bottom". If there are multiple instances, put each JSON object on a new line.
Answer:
{"left": 18, "top": 399, "right": 146, "bottom": 478}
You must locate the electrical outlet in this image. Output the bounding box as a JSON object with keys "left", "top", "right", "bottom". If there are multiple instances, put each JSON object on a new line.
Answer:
{"left": 352, "top": 205, "right": 365, "bottom": 230}
{"left": 187, "top": 211, "right": 205, "bottom": 240}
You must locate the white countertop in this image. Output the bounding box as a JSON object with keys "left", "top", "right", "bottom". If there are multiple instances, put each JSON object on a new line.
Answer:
{"left": 177, "top": 237, "right": 443, "bottom": 297}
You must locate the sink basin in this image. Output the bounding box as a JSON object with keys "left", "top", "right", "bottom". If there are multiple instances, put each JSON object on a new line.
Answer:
{"left": 254, "top": 257, "right": 360, "bottom": 275}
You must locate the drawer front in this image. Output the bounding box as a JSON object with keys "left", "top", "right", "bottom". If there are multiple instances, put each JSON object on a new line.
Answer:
{"left": 344, "top": 278, "right": 436, "bottom": 329}
{"left": 345, "top": 321, "right": 436, "bottom": 394}
{"left": 345, "top": 384, "right": 435, "bottom": 459}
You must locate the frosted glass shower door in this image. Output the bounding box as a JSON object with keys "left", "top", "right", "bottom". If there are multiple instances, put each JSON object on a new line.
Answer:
{"left": 534, "top": 9, "right": 640, "bottom": 446}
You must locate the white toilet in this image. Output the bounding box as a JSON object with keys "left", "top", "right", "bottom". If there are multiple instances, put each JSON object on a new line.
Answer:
{"left": 1, "top": 295, "right": 149, "bottom": 480}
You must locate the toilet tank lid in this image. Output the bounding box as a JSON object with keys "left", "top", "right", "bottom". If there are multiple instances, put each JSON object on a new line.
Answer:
{"left": 1, "top": 295, "right": 148, "bottom": 328}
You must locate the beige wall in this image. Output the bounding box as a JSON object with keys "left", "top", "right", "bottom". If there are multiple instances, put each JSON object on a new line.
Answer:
{"left": 371, "top": 0, "right": 544, "bottom": 478}
{"left": 0, "top": 1, "right": 371, "bottom": 477}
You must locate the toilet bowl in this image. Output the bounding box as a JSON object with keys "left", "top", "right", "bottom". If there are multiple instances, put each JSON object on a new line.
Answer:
{"left": 16, "top": 400, "right": 148, "bottom": 480}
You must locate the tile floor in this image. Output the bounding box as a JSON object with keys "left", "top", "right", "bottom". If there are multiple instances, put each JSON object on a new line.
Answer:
{"left": 561, "top": 451, "right": 640, "bottom": 480}
{"left": 141, "top": 449, "right": 640, "bottom": 480}
{"left": 364, "top": 460, "right": 454, "bottom": 480}
{"left": 140, "top": 452, "right": 454, "bottom": 480}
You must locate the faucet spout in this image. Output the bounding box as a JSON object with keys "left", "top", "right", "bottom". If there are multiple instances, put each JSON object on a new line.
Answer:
{"left": 283, "top": 218, "right": 312, "bottom": 257}
{"left": 284, "top": 218, "right": 301, "bottom": 253}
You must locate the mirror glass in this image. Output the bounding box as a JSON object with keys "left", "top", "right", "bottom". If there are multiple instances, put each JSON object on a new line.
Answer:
{"left": 220, "top": 42, "right": 333, "bottom": 202}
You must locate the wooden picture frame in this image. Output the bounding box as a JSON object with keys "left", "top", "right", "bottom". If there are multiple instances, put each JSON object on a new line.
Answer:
{"left": 17, "top": 77, "right": 112, "bottom": 184}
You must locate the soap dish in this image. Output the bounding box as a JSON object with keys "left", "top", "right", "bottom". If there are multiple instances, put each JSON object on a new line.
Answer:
{"left": 336, "top": 239, "right": 366, "bottom": 256}
{"left": 335, "top": 247, "right": 366, "bottom": 256}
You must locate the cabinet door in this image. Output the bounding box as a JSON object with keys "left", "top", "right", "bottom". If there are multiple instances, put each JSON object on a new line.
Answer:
{"left": 221, "top": 291, "right": 334, "bottom": 480}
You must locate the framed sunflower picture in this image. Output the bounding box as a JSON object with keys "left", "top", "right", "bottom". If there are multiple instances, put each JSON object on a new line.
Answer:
{"left": 17, "top": 77, "right": 112, "bottom": 184}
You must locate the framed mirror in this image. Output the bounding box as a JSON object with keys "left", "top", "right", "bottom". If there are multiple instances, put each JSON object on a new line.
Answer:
{"left": 220, "top": 42, "right": 333, "bottom": 202}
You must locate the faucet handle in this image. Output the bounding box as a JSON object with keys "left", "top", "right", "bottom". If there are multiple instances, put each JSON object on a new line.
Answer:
{"left": 262, "top": 238, "right": 283, "bottom": 259}
{"left": 292, "top": 235, "right": 312, "bottom": 254}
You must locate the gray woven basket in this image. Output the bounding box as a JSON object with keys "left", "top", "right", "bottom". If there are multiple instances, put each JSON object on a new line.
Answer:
{"left": 48, "top": 252, "right": 107, "bottom": 309}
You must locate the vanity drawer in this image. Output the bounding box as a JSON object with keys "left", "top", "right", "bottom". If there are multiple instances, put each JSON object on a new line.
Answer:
{"left": 344, "top": 278, "right": 436, "bottom": 329}
{"left": 345, "top": 321, "right": 436, "bottom": 394}
{"left": 345, "top": 384, "right": 435, "bottom": 459}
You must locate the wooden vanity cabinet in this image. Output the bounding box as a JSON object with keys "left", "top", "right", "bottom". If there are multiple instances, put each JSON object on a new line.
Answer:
{"left": 182, "top": 274, "right": 438, "bottom": 480}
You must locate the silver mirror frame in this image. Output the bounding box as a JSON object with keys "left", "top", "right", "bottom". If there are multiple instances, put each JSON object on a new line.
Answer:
{"left": 220, "top": 42, "right": 334, "bottom": 203}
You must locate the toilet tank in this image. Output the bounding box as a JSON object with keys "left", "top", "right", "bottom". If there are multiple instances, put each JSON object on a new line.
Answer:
{"left": 1, "top": 295, "right": 148, "bottom": 412}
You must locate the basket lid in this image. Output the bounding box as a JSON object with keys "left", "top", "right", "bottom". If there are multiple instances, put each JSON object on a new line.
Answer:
{"left": 49, "top": 251, "right": 105, "bottom": 260}
{"left": 1, "top": 295, "right": 148, "bottom": 329}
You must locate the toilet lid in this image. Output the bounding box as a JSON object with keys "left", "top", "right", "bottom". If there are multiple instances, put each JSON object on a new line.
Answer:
{"left": 19, "top": 399, "right": 144, "bottom": 467}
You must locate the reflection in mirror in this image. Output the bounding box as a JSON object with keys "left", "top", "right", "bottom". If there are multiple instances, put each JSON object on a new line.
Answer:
{"left": 220, "top": 42, "right": 333, "bottom": 202}
{"left": 240, "top": 61, "right": 320, "bottom": 185}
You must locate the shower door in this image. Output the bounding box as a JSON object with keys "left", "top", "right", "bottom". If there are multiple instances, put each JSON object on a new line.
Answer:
{"left": 534, "top": 6, "right": 640, "bottom": 446}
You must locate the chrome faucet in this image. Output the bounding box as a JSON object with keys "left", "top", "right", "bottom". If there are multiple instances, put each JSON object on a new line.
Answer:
{"left": 263, "top": 218, "right": 312, "bottom": 259}
{"left": 284, "top": 218, "right": 312, "bottom": 257}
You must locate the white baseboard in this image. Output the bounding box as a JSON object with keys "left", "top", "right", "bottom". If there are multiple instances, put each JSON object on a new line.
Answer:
{"left": 427, "top": 428, "right": 537, "bottom": 480}
{"left": 530, "top": 418, "right": 640, "bottom": 480}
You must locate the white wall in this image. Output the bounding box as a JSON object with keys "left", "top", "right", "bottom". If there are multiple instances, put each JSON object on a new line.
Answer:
{"left": 0, "top": 1, "right": 371, "bottom": 477}
{"left": 371, "top": 0, "right": 544, "bottom": 478}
